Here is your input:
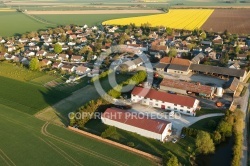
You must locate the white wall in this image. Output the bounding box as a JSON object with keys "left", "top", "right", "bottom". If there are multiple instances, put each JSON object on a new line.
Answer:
{"left": 101, "top": 117, "right": 171, "bottom": 142}
{"left": 131, "top": 94, "right": 198, "bottom": 116}
{"left": 167, "top": 69, "right": 190, "bottom": 75}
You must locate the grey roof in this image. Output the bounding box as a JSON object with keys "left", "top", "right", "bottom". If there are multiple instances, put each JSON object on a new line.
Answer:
{"left": 191, "top": 53, "right": 205, "bottom": 64}
{"left": 132, "top": 58, "right": 143, "bottom": 65}
{"left": 155, "top": 63, "right": 169, "bottom": 69}
{"left": 190, "top": 64, "right": 246, "bottom": 77}
{"left": 168, "top": 64, "right": 189, "bottom": 71}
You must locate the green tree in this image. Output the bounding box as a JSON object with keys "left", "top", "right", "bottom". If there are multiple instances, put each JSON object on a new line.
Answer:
{"left": 217, "top": 121, "right": 232, "bottom": 137}
{"left": 168, "top": 47, "right": 177, "bottom": 57}
{"left": 213, "top": 131, "right": 222, "bottom": 144}
{"left": 54, "top": 43, "right": 62, "bottom": 54}
{"left": 29, "top": 57, "right": 40, "bottom": 71}
{"left": 200, "top": 31, "right": 207, "bottom": 40}
{"left": 162, "top": 151, "right": 179, "bottom": 166}
{"left": 195, "top": 131, "right": 215, "bottom": 154}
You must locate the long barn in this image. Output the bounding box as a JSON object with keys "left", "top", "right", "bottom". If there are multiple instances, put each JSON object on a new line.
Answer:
{"left": 101, "top": 107, "right": 172, "bottom": 142}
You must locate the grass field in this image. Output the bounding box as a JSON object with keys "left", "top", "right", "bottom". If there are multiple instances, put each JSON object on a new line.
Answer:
{"left": 0, "top": 11, "right": 48, "bottom": 36}
{"left": 35, "top": 13, "right": 155, "bottom": 26}
{"left": 0, "top": 104, "right": 155, "bottom": 165}
{"left": 103, "top": 9, "right": 214, "bottom": 30}
{"left": 189, "top": 116, "right": 223, "bottom": 133}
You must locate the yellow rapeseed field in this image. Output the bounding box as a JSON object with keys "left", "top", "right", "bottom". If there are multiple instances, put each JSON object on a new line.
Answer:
{"left": 103, "top": 9, "right": 214, "bottom": 30}
{"left": 0, "top": 8, "right": 15, "bottom": 12}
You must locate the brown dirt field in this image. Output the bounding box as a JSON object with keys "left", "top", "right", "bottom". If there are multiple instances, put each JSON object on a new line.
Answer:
{"left": 201, "top": 9, "right": 250, "bottom": 34}
{"left": 26, "top": 10, "right": 162, "bottom": 15}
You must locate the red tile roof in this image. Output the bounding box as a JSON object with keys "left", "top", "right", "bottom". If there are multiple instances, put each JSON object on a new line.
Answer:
{"left": 170, "top": 58, "right": 191, "bottom": 66}
{"left": 160, "top": 79, "right": 214, "bottom": 95}
{"left": 132, "top": 87, "right": 196, "bottom": 107}
{"left": 102, "top": 107, "right": 170, "bottom": 134}
{"left": 160, "top": 57, "right": 172, "bottom": 64}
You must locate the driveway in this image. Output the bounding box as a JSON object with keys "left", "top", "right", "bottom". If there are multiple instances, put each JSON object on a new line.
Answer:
{"left": 130, "top": 104, "right": 224, "bottom": 136}
{"left": 238, "top": 84, "right": 249, "bottom": 166}
{"left": 162, "top": 72, "right": 226, "bottom": 87}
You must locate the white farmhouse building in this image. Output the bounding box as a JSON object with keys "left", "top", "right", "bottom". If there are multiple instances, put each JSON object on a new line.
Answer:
{"left": 131, "top": 87, "right": 200, "bottom": 116}
{"left": 101, "top": 108, "right": 172, "bottom": 142}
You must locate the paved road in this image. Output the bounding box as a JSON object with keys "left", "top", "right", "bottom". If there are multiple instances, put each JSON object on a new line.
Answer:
{"left": 240, "top": 84, "right": 250, "bottom": 166}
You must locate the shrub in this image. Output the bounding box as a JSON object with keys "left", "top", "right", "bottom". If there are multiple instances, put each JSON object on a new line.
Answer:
{"left": 127, "top": 142, "right": 135, "bottom": 147}
{"left": 207, "top": 120, "right": 216, "bottom": 129}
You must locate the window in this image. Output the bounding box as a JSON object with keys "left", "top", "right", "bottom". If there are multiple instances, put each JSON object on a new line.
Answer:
{"left": 180, "top": 109, "right": 183, "bottom": 112}
{"left": 174, "top": 108, "right": 177, "bottom": 110}
{"left": 187, "top": 111, "right": 190, "bottom": 113}
{"left": 180, "top": 105, "right": 183, "bottom": 107}
{"left": 155, "top": 104, "right": 158, "bottom": 106}
{"left": 167, "top": 106, "right": 170, "bottom": 108}
{"left": 174, "top": 104, "right": 177, "bottom": 106}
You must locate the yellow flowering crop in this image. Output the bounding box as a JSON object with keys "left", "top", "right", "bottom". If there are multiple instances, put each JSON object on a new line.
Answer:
{"left": 103, "top": 9, "right": 214, "bottom": 31}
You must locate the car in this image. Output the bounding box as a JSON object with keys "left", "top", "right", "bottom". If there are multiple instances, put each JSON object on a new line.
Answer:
{"left": 172, "top": 138, "right": 177, "bottom": 143}
{"left": 181, "top": 134, "right": 186, "bottom": 138}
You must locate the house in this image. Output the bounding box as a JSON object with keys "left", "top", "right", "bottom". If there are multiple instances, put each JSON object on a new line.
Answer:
{"left": 43, "top": 37, "right": 52, "bottom": 43}
{"left": 154, "top": 57, "right": 171, "bottom": 72}
{"left": 19, "top": 38, "right": 28, "bottom": 43}
{"left": 229, "top": 61, "right": 241, "bottom": 70}
{"left": 0, "top": 39, "right": 6, "bottom": 43}
{"left": 52, "top": 62, "right": 63, "bottom": 69}
{"left": 62, "top": 45, "right": 69, "bottom": 51}
{"left": 101, "top": 107, "right": 172, "bottom": 142}
{"left": 57, "top": 54, "right": 69, "bottom": 61}
{"left": 191, "top": 53, "right": 205, "bottom": 64}
{"left": 24, "top": 50, "right": 35, "bottom": 57}
{"left": 149, "top": 45, "right": 168, "bottom": 56}
{"left": 131, "top": 87, "right": 200, "bottom": 116}
{"left": 118, "top": 58, "right": 143, "bottom": 72}
{"left": 201, "top": 41, "right": 212, "bottom": 46}
{"left": 167, "top": 58, "right": 191, "bottom": 75}
{"left": 36, "top": 50, "right": 47, "bottom": 58}
{"left": 68, "top": 42, "right": 76, "bottom": 46}
{"left": 31, "top": 37, "right": 40, "bottom": 42}
{"left": 40, "top": 59, "right": 52, "bottom": 67}
{"left": 69, "top": 35, "right": 77, "bottom": 40}
{"left": 0, "top": 52, "right": 8, "bottom": 60}
{"left": 71, "top": 55, "right": 84, "bottom": 62}
{"left": 160, "top": 79, "right": 215, "bottom": 98}
{"left": 46, "top": 53, "right": 57, "bottom": 59}
{"left": 29, "top": 46, "right": 40, "bottom": 51}
{"left": 236, "top": 54, "right": 247, "bottom": 60}
{"left": 75, "top": 66, "right": 90, "bottom": 75}
{"left": 61, "top": 64, "right": 76, "bottom": 73}
{"left": 7, "top": 46, "right": 16, "bottom": 52}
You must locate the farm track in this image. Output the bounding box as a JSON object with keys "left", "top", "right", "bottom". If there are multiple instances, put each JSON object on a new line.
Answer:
{"left": 0, "top": 149, "right": 16, "bottom": 166}
{"left": 41, "top": 122, "right": 129, "bottom": 166}
{"left": 37, "top": 136, "right": 83, "bottom": 166}
{"left": 26, "top": 10, "right": 162, "bottom": 15}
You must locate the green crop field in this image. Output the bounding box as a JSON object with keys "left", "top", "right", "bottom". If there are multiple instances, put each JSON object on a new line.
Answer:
{"left": 0, "top": 11, "right": 49, "bottom": 37}
{"left": 0, "top": 76, "right": 69, "bottom": 114}
{"left": 35, "top": 13, "right": 155, "bottom": 26}
{"left": 0, "top": 104, "right": 155, "bottom": 166}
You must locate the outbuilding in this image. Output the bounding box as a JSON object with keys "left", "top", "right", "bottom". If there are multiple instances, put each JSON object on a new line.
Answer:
{"left": 101, "top": 107, "right": 172, "bottom": 142}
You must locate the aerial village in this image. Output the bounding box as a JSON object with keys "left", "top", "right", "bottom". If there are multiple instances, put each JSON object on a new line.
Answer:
{"left": 0, "top": 24, "right": 250, "bottom": 142}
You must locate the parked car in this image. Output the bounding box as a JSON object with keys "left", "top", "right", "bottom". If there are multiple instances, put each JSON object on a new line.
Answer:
{"left": 181, "top": 134, "right": 186, "bottom": 138}
{"left": 172, "top": 138, "right": 177, "bottom": 143}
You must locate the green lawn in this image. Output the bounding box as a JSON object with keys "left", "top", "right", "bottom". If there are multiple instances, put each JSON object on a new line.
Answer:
{"left": 189, "top": 116, "right": 223, "bottom": 133}
{"left": 0, "top": 104, "right": 155, "bottom": 166}
{"left": 196, "top": 108, "right": 225, "bottom": 117}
